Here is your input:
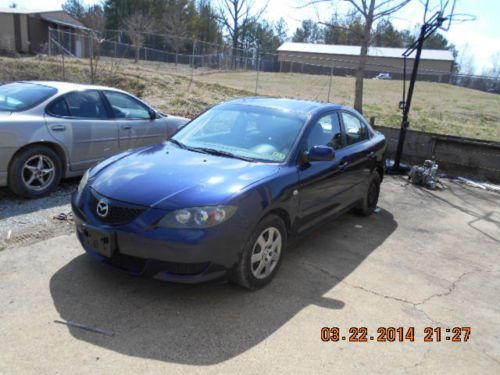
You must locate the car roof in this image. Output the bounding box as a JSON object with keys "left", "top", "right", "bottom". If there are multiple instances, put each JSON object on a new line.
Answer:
{"left": 222, "top": 97, "right": 344, "bottom": 116}
{"left": 19, "top": 81, "right": 125, "bottom": 94}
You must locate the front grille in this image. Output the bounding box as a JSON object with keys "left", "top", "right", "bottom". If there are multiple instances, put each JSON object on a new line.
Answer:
{"left": 89, "top": 191, "right": 147, "bottom": 225}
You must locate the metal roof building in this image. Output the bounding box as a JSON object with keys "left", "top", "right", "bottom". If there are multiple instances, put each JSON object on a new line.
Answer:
{"left": 277, "top": 42, "right": 455, "bottom": 81}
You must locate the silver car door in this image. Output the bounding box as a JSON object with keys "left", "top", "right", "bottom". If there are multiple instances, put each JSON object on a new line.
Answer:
{"left": 45, "top": 90, "right": 119, "bottom": 171}
{"left": 102, "top": 90, "right": 165, "bottom": 150}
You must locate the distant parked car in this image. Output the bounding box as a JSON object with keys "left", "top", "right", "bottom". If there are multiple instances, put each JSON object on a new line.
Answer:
{"left": 73, "top": 97, "right": 387, "bottom": 290}
{"left": 0, "top": 81, "right": 189, "bottom": 198}
{"left": 373, "top": 73, "right": 392, "bottom": 80}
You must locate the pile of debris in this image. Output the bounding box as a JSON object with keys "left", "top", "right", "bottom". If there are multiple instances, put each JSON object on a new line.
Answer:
{"left": 408, "top": 160, "right": 442, "bottom": 190}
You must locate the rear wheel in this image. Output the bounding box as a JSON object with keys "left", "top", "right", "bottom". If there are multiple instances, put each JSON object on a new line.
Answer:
{"left": 231, "top": 215, "right": 287, "bottom": 290}
{"left": 8, "top": 145, "right": 62, "bottom": 198}
{"left": 356, "top": 173, "right": 381, "bottom": 217}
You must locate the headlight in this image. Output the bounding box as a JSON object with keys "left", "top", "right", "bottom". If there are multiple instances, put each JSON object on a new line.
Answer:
{"left": 78, "top": 169, "right": 90, "bottom": 194}
{"left": 157, "top": 206, "right": 237, "bottom": 228}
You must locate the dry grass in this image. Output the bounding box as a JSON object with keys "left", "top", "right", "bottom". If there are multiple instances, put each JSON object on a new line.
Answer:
{"left": 0, "top": 56, "right": 249, "bottom": 118}
{"left": 192, "top": 70, "right": 500, "bottom": 142}
{"left": 1, "top": 56, "right": 499, "bottom": 141}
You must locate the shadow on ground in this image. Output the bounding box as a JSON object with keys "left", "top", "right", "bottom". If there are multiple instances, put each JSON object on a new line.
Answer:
{"left": 50, "top": 209, "right": 397, "bottom": 365}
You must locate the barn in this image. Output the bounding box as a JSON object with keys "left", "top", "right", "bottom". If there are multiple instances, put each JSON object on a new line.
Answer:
{"left": 0, "top": 8, "right": 87, "bottom": 57}
{"left": 277, "top": 42, "right": 455, "bottom": 82}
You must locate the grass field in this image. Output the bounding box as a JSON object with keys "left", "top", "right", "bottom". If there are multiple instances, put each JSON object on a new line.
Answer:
{"left": 193, "top": 70, "right": 500, "bottom": 142}
{"left": 1, "top": 56, "right": 499, "bottom": 141}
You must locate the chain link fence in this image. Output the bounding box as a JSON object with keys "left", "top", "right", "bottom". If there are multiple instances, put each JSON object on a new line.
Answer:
{"left": 46, "top": 27, "right": 500, "bottom": 96}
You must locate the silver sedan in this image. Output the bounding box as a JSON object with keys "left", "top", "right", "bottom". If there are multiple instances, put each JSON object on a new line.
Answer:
{"left": 0, "top": 81, "right": 189, "bottom": 198}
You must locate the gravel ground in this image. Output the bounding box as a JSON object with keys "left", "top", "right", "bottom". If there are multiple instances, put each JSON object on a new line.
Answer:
{"left": 0, "top": 178, "right": 79, "bottom": 250}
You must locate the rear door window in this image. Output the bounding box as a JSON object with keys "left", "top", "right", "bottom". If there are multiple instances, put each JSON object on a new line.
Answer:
{"left": 342, "top": 112, "right": 369, "bottom": 146}
{"left": 64, "top": 91, "right": 109, "bottom": 119}
{"left": 46, "top": 96, "right": 71, "bottom": 117}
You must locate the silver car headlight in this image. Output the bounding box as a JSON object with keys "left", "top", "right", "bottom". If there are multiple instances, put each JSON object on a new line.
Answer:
{"left": 157, "top": 206, "right": 237, "bottom": 228}
{"left": 78, "top": 169, "right": 90, "bottom": 194}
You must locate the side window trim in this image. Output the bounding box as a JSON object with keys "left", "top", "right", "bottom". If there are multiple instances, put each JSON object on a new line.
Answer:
{"left": 102, "top": 90, "right": 152, "bottom": 121}
{"left": 45, "top": 90, "right": 113, "bottom": 120}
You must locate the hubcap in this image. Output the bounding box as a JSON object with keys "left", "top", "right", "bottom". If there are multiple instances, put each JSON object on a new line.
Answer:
{"left": 21, "top": 155, "right": 55, "bottom": 191}
{"left": 250, "top": 227, "right": 282, "bottom": 280}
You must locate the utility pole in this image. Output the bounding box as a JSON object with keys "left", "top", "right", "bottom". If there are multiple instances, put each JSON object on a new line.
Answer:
{"left": 388, "top": 11, "right": 447, "bottom": 174}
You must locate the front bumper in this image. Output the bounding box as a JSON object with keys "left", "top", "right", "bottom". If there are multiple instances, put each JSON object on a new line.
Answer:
{"left": 72, "top": 191, "right": 249, "bottom": 284}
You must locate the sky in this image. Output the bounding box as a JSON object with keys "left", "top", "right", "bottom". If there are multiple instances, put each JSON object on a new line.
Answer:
{"left": 1, "top": 0, "right": 498, "bottom": 73}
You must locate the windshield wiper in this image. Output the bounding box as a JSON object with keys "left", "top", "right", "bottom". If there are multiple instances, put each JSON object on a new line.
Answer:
{"left": 168, "top": 139, "right": 186, "bottom": 149}
{"left": 193, "top": 147, "right": 255, "bottom": 162}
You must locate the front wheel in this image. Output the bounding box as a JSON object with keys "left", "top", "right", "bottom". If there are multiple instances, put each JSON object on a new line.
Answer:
{"left": 231, "top": 215, "right": 287, "bottom": 290}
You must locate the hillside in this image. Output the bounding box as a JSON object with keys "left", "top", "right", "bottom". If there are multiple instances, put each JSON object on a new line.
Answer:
{"left": 1, "top": 56, "right": 499, "bottom": 142}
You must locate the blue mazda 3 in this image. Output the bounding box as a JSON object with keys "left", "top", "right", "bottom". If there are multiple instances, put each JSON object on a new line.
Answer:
{"left": 72, "top": 98, "right": 386, "bottom": 289}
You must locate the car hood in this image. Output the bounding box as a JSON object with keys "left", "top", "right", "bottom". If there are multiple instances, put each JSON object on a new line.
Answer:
{"left": 0, "top": 111, "right": 12, "bottom": 118}
{"left": 91, "top": 143, "right": 280, "bottom": 209}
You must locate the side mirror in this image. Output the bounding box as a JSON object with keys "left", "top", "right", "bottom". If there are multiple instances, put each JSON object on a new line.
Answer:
{"left": 149, "top": 108, "right": 158, "bottom": 120}
{"left": 306, "top": 145, "right": 336, "bottom": 162}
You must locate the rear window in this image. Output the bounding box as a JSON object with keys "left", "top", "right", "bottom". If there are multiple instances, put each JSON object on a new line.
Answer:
{"left": 0, "top": 82, "right": 57, "bottom": 112}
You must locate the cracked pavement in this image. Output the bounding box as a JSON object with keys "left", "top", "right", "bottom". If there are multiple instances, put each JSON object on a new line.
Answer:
{"left": 0, "top": 176, "right": 499, "bottom": 374}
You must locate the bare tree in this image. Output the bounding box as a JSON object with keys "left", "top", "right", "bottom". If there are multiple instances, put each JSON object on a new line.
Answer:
{"left": 484, "top": 51, "right": 500, "bottom": 78}
{"left": 124, "top": 11, "right": 154, "bottom": 63}
{"left": 307, "top": 0, "right": 412, "bottom": 113}
{"left": 163, "top": 0, "right": 191, "bottom": 64}
{"left": 85, "top": 5, "right": 106, "bottom": 83}
{"left": 217, "top": 0, "right": 268, "bottom": 66}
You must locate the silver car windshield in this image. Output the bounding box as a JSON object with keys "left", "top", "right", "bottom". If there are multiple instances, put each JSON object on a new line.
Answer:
{"left": 0, "top": 82, "right": 57, "bottom": 112}
{"left": 172, "top": 105, "right": 306, "bottom": 163}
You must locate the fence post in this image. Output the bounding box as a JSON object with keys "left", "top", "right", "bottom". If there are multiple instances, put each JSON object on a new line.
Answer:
{"left": 48, "top": 26, "right": 52, "bottom": 57}
{"left": 255, "top": 54, "right": 260, "bottom": 94}
{"left": 327, "top": 63, "right": 334, "bottom": 102}
{"left": 61, "top": 52, "right": 65, "bottom": 80}
{"left": 89, "top": 31, "right": 94, "bottom": 83}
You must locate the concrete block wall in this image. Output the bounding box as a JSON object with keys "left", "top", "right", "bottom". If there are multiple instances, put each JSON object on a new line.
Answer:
{"left": 375, "top": 125, "right": 500, "bottom": 183}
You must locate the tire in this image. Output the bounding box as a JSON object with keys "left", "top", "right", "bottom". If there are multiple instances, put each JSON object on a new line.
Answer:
{"left": 231, "top": 214, "right": 287, "bottom": 290}
{"left": 356, "top": 172, "right": 381, "bottom": 217}
{"left": 8, "top": 145, "right": 62, "bottom": 198}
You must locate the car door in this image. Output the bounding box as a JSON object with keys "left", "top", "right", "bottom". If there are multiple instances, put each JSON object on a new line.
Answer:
{"left": 297, "top": 112, "right": 352, "bottom": 231}
{"left": 339, "top": 111, "right": 376, "bottom": 196}
{"left": 102, "top": 90, "right": 165, "bottom": 150}
{"left": 45, "top": 90, "right": 119, "bottom": 171}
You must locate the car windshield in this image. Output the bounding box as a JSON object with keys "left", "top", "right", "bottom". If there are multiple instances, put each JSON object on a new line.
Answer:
{"left": 0, "top": 82, "right": 57, "bottom": 112}
{"left": 172, "top": 104, "right": 306, "bottom": 163}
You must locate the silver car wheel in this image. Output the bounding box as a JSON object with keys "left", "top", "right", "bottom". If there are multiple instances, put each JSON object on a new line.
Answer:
{"left": 21, "top": 155, "right": 56, "bottom": 191}
{"left": 251, "top": 227, "right": 282, "bottom": 280}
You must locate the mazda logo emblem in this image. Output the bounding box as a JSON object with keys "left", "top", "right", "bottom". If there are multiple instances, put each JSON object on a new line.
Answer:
{"left": 96, "top": 199, "right": 109, "bottom": 218}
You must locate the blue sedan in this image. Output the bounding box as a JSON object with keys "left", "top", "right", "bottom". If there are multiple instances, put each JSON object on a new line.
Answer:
{"left": 72, "top": 98, "right": 386, "bottom": 289}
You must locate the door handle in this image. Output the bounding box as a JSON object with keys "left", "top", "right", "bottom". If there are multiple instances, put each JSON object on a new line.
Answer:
{"left": 50, "top": 125, "right": 66, "bottom": 132}
{"left": 339, "top": 161, "right": 349, "bottom": 171}
{"left": 366, "top": 151, "right": 376, "bottom": 159}
{"left": 121, "top": 125, "right": 132, "bottom": 130}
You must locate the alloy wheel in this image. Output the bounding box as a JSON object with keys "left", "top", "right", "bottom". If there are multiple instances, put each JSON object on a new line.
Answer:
{"left": 250, "top": 227, "right": 282, "bottom": 280}
{"left": 21, "top": 155, "right": 56, "bottom": 191}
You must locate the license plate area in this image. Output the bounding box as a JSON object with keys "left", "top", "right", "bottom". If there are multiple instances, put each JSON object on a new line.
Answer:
{"left": 80, "top": 225, "right": 116, "bottom": 258}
